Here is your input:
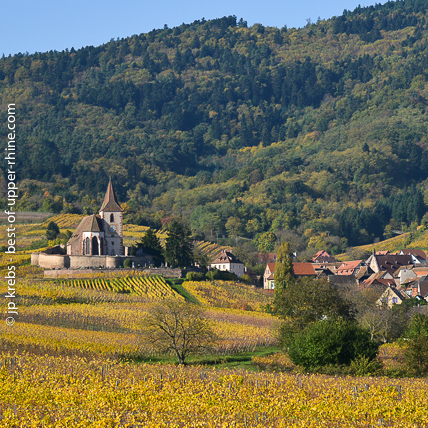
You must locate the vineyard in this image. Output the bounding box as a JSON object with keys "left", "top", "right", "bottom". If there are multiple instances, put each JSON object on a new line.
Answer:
{"left": 40, "top": 213, "right": 84, "bottom": 229}
{"left": 1, "top": 351, "right": 428, "bottom": 427}
{"left": 59, "top": 275, "right": 183, "bottom": 300}
{"left": 0, "top": 276, "right": 277, "bottom": 359}
{"left": 183, "top": 280, "right": 272, "bottom": 311}
{"left": 194, "top": 240, "right": 231, "bottom": 261}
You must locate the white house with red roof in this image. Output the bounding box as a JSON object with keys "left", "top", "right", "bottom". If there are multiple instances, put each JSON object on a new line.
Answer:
{"left": 263, "top": 262, "right": 317, "bottom": 289}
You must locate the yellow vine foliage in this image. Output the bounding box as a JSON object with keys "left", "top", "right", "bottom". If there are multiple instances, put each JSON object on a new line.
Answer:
{"left": 183, "top": 280, "right": 272, "bottom": 311}
{"left": 0, "top": 352, "right": 428, "bottom": 427}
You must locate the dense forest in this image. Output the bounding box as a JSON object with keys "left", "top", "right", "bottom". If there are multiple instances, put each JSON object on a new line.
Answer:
{"left": 3, "top": 0, "right": 428, "bottom": 255}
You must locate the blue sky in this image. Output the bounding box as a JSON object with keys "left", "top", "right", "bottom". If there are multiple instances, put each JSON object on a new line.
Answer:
{"left": 2, "top": 0, "right": 387, "bottom": 56}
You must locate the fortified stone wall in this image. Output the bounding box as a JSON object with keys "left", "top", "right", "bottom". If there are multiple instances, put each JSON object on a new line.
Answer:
{"left": 30, "top": 253, "right": 39, "bottom": 266}
{"left": 37, "top": 254, "right": 68, "bottom": 269}
{"left": 68, "top": 256, "right": 108, "bottom": 269}
{"left": 33, "top": 252, "right": 154, "bottom": 271}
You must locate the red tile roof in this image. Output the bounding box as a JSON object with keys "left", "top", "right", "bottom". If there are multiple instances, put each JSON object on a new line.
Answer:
{"left": 401, "top": 249, "right": 427, "bottom": 261}
{"left": 265, "top": 262, "right": 317, "bottom": 277}
{"left": 414, "top": 268, "right": 428, "bottom": 276}
{"left": 337, "top": 260, "right": 362, "bottom": 275}
{"left": 293, "top": 263, "right": 317, "bottom": 276}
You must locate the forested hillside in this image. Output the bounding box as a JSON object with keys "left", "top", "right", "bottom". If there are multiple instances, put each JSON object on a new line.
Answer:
{"left": 3, "top": 0, "right": 428, "bottom": 253}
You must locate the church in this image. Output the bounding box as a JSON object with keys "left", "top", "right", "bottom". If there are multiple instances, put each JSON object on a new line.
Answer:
{"left": 67, "top": 178, "right": 124, "bottom": 256}
{"left": 31, "top": 180, "right": 153, "bottom": 270}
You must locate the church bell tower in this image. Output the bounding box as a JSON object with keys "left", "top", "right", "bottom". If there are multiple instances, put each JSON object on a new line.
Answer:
{"left": 99, "top": 178, "right": 123, "bottom": 256}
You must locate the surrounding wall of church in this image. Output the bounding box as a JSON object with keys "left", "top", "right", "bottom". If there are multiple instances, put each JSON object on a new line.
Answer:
{"left": 32, "top": 253, "right": 153, "bottom": 269}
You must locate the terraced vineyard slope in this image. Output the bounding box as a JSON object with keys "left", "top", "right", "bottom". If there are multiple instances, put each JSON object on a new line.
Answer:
{"left": 59, "top": 275, "right": 183, "bottom": 300}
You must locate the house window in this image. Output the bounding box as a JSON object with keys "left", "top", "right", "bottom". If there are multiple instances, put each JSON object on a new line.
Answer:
{"left": 110, "top": 214, "right": 114, "bottom": 223}
{"left": 392, "top": 297, "right": 398, "bottom": 304}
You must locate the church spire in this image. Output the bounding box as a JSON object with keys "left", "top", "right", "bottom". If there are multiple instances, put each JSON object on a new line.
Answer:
{"left": 99, "top": 178, "right": 122, "bottom": 212}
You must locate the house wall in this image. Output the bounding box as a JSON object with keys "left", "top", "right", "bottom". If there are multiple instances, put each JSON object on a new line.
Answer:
{"left": 398, "top": 269, "right": 416, "bottom": 285}
{"left": 377, "top": 288, "right": 403, "bottom": 308}
{"left": 230, "top": 263, "right": 244, "bottom": 277}
{"left": 264, "top": 279, "right": 274, "bottom": 290}
{"left": 211, "top": 262, "right": 245, "bottom": 277}
{"left": 211, "top": 262, "right": 231, "bottom": 272}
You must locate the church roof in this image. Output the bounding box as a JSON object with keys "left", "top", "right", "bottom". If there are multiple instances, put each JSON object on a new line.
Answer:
{"left": 67, "top": 215, "right": 104, "bottom": 245}
{"left": 100, "top": 178, "right": 122, "bottom": 212}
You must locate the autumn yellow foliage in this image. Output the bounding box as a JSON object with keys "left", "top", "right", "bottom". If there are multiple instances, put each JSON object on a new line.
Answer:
{"left": 1, "top": 352, "right": 428, "bottom": 427}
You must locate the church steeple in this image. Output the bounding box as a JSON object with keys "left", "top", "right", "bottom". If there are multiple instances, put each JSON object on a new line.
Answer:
{"left": 100, "top": 178, "right": 122, "bottom": 212}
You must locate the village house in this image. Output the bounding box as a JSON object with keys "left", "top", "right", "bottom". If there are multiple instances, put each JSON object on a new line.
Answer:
{"left": 360, "top": 271, "right": 396, "bottom": 290}
{"left": 263, "top": 262, "right": 276, "bottom": 289}
{"left": 376, "top": 286, "right": 410, "bottom": 308}
{"left": 336, "top": 260, "right": 365, "bottom": 276}
{"left": 400, "top": 249, "right": 428, "bottom": 265}
{"left": 210, "top": 250, "right": 246, "bottom": 278}
{"left": 410, "top": 275, "right": 428, "bottom": 298}
{"left": 263, "top": 262, "right": 316, "bottom": 290}
{"left": 366, "top": 253, "right": 413, "bottom": 275}
{"left": 311, "top": 250, "right": 338, "bottom": 264}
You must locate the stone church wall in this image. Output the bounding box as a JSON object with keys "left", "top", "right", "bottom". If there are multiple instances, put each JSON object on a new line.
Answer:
{"left": 36, "top": 254, "right": 69, "bottom": 269}
{"left": 32, "top": 252, "right": 154, "bottom": 271}
{"left": 69, "top": 256, "right": 109, "bottom": 269}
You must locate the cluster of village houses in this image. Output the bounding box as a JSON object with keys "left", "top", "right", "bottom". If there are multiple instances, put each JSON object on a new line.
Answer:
{"left": 211, "top": 248, "right": 428, "bottom": 308}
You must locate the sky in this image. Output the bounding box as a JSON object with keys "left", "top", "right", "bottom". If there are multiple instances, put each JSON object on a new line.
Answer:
{"left": 2, "top": 0, "right": 388, "bottom": 57}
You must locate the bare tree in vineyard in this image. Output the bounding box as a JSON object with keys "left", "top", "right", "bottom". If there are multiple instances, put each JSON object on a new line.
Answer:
{"left": 143, "top": 298, "right": 218, "bottom": 365}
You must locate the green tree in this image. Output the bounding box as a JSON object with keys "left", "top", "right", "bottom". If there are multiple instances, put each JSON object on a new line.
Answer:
{"left": 142, "top": 298, "right": 218, "bottom": 365}
{"left": 164, "top": 221, "right": 194, "bottom": 268}
{"left": 46, "top": 221, "right": 60, "bottom": 241}
{"left": 273, "top": 242, "right": 295, "bottom": 314}
{"left": 276, "top": 277, "right": 354, "bottom": 346}
{"left": 403, "top": 313, "right": 428, "bottom": 376}
{"left": 134, "top": 229, "right": 164, "bottom": 266}
{"left": 255, "top": 231, "right": 277, "bottom": 252}
{"left": 287, "top": 318, "right": 378, "bottom": 371}
{"left": 192, "top": 247, "right": 209, "bottom": 270}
